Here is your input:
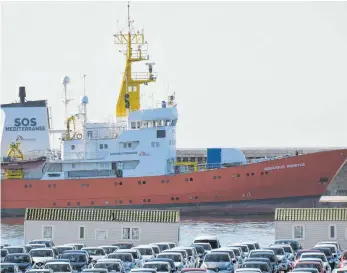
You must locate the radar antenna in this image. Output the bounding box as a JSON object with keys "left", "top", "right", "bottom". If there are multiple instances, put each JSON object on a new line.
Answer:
{"left": 113, "top": 1, "right": 158, "bottom": 119}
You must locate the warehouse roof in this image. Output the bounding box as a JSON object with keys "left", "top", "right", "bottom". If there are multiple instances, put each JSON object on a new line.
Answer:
{"left": 25, "top": 208, "right": 180, "bottom": 223}
{"left": 275, "top": 208, "right": 347, "bottom": 221}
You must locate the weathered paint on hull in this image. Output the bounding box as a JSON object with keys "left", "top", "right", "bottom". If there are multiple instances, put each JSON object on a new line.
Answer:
{"left": 1, "top": 149, "right": 347, "bottom": 218}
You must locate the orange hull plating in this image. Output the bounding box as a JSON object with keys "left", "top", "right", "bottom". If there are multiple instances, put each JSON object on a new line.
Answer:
{"left": 1, "top": 149, "right": 347, "bottom": 217}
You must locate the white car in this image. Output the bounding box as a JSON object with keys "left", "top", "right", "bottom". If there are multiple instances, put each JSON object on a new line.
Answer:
{"left": 157, "top": 252, "right": 185, "bottom": 271}
{"left": 132, "top": 246, "right": 155, "bottom": 264}
{"left": 82, "top": 247, "right": 107, "bottom": 262}
{"left": 235, "top": 269, "right": 262, "bottom": 273}
{"left": 94, "top": 259, "right": 125, "bottom": 273}
{"left": 99, "top": 246, "right": 119, "bottom": 255}
{"left": 4, "top": 246, "right": 27, "bottom": 254}
{"left": 29, "top": 248, "right": 56, "bottom": 264}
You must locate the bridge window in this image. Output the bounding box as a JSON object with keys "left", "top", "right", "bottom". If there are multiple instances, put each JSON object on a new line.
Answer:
{"left": 128, "top": 86, "right": 136, "bottom": 92}
{"left": 71, "top": 145, "right": 75, "bottom": 150}
{"left": 104, "top": 144, "right": 108, "bottom": 149}
{"left": 87, "top": 131, "right": 92, "bottom": 138}
{"left": 100, "top": 144, "right": 103, "bottom": 149}
{"left": 157, "top": 129, "right": 166, "bottom": 138}
{"left": 48, "top": 173, "right": 61, "bottom": 177}
{"left": 171, "top": 119, "right": 177, "bottom": 126}
{"left": 131, "top": 122, "right": 136, "bottom": 129}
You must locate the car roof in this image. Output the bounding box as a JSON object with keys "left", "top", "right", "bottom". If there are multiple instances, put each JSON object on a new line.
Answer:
{"left": 0, "top": 263, "right": 17, "bottom": 266}
{"left": 145, "top": 261, "right": 170, "bottom": 265}
{"left": 82, "top": 269, "right": 108, "bottom": 272}
{"left": 6, "top": 253, "right": 30, "bottom": 256}
{"left": 31, "top": 248, "right": 52, "bottom": 251}
{"left": 236, "top": 269, "right": 262, "bottom": 272}
{"left": 296, "top": 262, "right": 321, "bottom": 264}
{"left": 206, "top": 252, "right": 229, "bottom": 256}
{"left": 46, "top": 262, "right": 70, "bottom": 265}
{"left": 158, "top": 252, "right": 181, "bottom": 255}
{"left": 194, "top": 236, "right": 218, "bottom": 240}
{"left": 97, "top": 259, "right": 122, "bottom": 263}
{"left": 243, "top": 261, "right": 267, "bottom": 265}
{"left": 134, "top": 245, "right": 152, "bottom": 248}
{"left": 131, "top": 269, "right": 156, "bottom": 272}
{"left": 301, "top": 253, "right": 324, "bottom": 256}
{"left": 82, "top": 247, "right": 104, "bottom": 249}
{"left": 117, "top": 249, "right": 137, "bottom": 252}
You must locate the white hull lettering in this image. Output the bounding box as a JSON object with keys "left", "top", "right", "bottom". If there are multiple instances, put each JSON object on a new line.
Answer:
{"left": 264, "top": 163, "right": 305, "bottom": 171}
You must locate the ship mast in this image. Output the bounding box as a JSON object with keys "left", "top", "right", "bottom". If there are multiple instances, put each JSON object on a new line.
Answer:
{"left": 114, "top": 1, "right": 157, "bottom": 123}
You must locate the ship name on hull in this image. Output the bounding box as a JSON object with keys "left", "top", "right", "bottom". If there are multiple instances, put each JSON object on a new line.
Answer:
{"left": 264, "top": 163, "right": 305, "bottom": 171}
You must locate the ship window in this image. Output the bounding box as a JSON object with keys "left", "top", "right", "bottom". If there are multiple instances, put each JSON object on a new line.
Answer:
{"left": 42, "top": 225, "right": 53, "bottom": 239}
{"left": 143, "top": 121, "right": 148, "bottom": 128}
{"left": 72, "top": 163, "right": 76, "bottom": 169}
{"left": 165, "top": 120, "right": 171, "bottom": 126}
{"left": 131, "top": 122, "right": 136, "bottom": 129}
{"left": 329, "top": 225, "right": 336, "bottom": 239}
{"left": 87, "top": 131, "right": 92, "bottom": 138}
{"left": 171, "top": 119, "right": 177, "bottom": 126}
{"left": 128, "top": 143, "right": 131, "bottom": 148}
{"left": 292, "top": 225, "right": 304, "bottom": 239}
{"left": 71, "top": 145, "right": 75, "bottom": 150}
{"left": 100, "top": 144, "right": 103, "bottom": 149}
{"left": 151, "top": 141, "right": 155, "bottom": 148}
{"left": 156, "top": 142, "right": 160, "bottom": 147}
{"left": 137, "top": 122, "right": 141, "bottom": 129}
{"left": 123, "top": 143, "right": 127, "bottom": 148}
{"left": 128, "top": 86, "right": 136, "bottom": 92}
{"left": 157, "top": 129, "right": 166, "bottom": 138}
{"left": 122, "top": 227, "right": 140, "bottom": 240}
{"left": 48, "top": 173, "right": 61, "bottom": 177}
{"left": 104, "top": 144, "right": 108, "bottom": 149}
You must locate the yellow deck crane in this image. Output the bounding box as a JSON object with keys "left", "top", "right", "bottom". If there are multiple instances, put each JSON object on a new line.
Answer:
{"left": 4, "top": 141, "right": 24, "bottom": 179}
{"left": 65, "top": 115, "right": 76, "bottom": 140}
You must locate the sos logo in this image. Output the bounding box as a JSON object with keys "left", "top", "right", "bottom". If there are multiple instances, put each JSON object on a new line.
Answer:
{"left": 14, "top": 118, "right": 37, "bottom": 127}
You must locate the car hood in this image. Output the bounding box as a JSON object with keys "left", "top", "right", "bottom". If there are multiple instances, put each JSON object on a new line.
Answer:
{"left": 277, "top": 255, "right": 286, "bottom": 261}
{"left": 33, "top": 257, "right": 54, "bottom": 263}
{"left": 174, "top": 262, "right": 183, "bottom": 267}
{"left": 204, "top": 262, "right": 231, "bottom": 269}
{"left": 90, "top": 255, "right": 106, "bottom": 261}
{"left": 142, "top": 255, "right": 153, "bottom": 260}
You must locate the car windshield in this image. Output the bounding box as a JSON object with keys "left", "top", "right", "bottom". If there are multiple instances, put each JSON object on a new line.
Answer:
{"left": 180, "top": 249, "right": 192, "bottom": 256}
{"left": 234, "top": 246, "right": 248, "bottom": 253}
{"left": 102, "top": 248, "right": 118, "bottom": 255}
{"left": 94, "top": 263, "right": 120, "bottom": 271}
{"left": 61, "top": 253, "right": 86, "bottom": 262}
{"left": 204, "top": 254, "right": 229, "bottom": 262}
{"left": 250, "top": 253, "right": 276, "bottom": 263}
{"left": 313, "top": 248, "right": 332, "bottom": 257}
{"left": 144, "top": 264, "right": 169, "bottom": 272}
{"left": 266, "top": 248, "right": 284, "bottom": 255}
{"left": 108, "top": 254, "right": 132, "bottom": 262}
{"left": 137, "top": 248, "right": 153, "bottom": 255}
{"left": 218, "top": 251, "right": 234, "bottom": 258}
{"left": 6, "top": 248, "right": 24, "bottom": 254}
{"left": 30, "top": 241, "right": 50, "bottom": 247}
{"left": 30, "top": 250, "right": 53, "bottom": 257}
{"left": 230, "top": 249, "right": 240, "bottom": 257}
{"left": 113, "top": 244, "right": 132, "bottom": 249}
{"left": 302, "top": 255, "right": 326, "bottom": 262}
{"left": 0, "top": 265, "right": 15, "bottom": 273}
{"left": 243, "top": 263, "right": 268, "bottom": 272}
{"left": 191, "top": 246, "right": 204, "bottom": 255}
{"left": 84, "top": 249, "right": 104, "bottom": 256}
{"left": 246, "top": 245, "right": 255, "bottom": 251}
{"left": 56, "top": 247, "right": 73, "bottom": 254}
{"left": 123, "top": 251, "right": 138, "bottom": 259}
{"left": 1, "top": 250, "right": 8, "bottom": 256}
{"left": 157, "top": 245, "right": 169, "bottom": 252}
{"left": 194, "top": 244, "right": 211, "bottom": 251}
{"left": 296, "top": 264, "right": 321, "bottom": 270}
{"left": 170, "top": 251, "right": 186, "bottom": 259}
{"left": 4, "top": 254, "right": 31, "bottom": 263}
{"left": 152, "top": 248, "right": 159, "bottom": 255}
{"left": 195, "top": 240, "right": 219, "bottom": 249}
{"left": 45, "top": 264, "right": 71, "bottom": 272}
{"left": 158, "top": 254, "right": 181, "bottom": 262}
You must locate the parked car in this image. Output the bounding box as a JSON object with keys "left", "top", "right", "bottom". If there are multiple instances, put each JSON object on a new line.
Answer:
{"left": 113, "top": 244, "right": 135, "bottom": 250}
{"left": 94, "top": 259, "right": 125, "bottom": 273}
{"left": 81, "top": 248, "right": 107, "bottom": 263}
{"left": 44, "top": 261, "right": 73, "bottom": 273}
{"left": 4, "top": 247, "right": 27, "bottom": 254}
{"left": 54, "top": 246, "right": 75, "bottom": 257}
{"left": 143, "top": 261, "right": 172, "bottom": 273}
{"left": 0, "top": 263, "right": 22, "bottom": 273}
{"left": 132, "top": 246, "right": 155, "bottom": 264}
{"left": 193, "top": 236, "right": 221, "bottom": 250}
{"left": 60, "top": 251, "right": 89, "bottom": 271}
{"left": 107, "top": 253, "right": 136, "bottom": 272}
{"left": 294, "top": 262, "right": 324, "bottom": 273}
{"left": 150, "top": 244, "right": 170, "bottom": 253}
{"left": 201, "top": 252, "right": 235, "bottom": 273}
{"left": 3, "top": 253, "right": 33, "bottom": 272}
{"left": 300, "top": 252, "right": 331, "bottom": 273}
{"left": 64, "top": 244, "right": 86, "bottom": 251}
{"left": 156, "top": 252, "right": 185, "bottom": 271}
{"left": 242, "top": 262, "right": 272, "bottom": 273}
{"left": 99, "top": 246, "right": 119, "bottom": 255}
{"left": 29, "top": 249, "right": 56, "bottom": 264}
{"left": 1, "top": 249, "right": 9, "bottom": 262}
{"left": 146, "top": 258, "right": 176, "bottom": 273}
{"left": 248, "top": 251, "right": 278, "bottom": 273}
{"left": 28, "top": 240, "right": 54, "bottom": 248}
{"left": 273, "top": 240, "right": 301, "bottom": 253}
{"left": 243, "top": 258, "right": 272, "bottom": 273}
{"left": 228, "top": 245, "right": 250, "bottom": 259}
{"left": 116, "top": 249, "right": 142, "bottom": 268}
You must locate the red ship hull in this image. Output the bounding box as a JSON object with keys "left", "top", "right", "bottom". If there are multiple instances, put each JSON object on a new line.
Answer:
{"left": 1, "top": 149, "right": 347, "bottom": 218}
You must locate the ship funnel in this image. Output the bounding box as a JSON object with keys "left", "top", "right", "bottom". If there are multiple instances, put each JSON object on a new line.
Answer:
{"left": 19, "top": 86, "right": 26, "bottom": 104}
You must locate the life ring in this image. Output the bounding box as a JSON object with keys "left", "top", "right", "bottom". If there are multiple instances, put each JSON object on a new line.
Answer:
{"left": 76, "top": 133, "right": 82, "bottom": 139}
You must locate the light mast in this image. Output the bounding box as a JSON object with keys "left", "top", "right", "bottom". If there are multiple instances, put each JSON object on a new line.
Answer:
{"left": 113, "top": 1, "right": 157, "bottom": 126}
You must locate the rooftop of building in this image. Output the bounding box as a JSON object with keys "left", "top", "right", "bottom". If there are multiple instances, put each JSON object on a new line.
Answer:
{"left": 275, "top": 208, "right": 347, "bottom": 221}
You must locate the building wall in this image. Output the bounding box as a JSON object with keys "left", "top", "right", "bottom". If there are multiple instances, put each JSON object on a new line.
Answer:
{"left": 24, "top": 220, "right": 180, "bottom": 246}
{"left": 275, "top": 221, "right": 347, "bottom": 249}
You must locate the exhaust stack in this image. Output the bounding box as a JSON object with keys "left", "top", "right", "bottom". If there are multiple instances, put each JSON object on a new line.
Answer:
{"left": 19, "top": 86, "right": 26, "bottom": 104}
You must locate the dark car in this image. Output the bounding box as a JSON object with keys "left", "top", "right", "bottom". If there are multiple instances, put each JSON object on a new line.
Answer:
{"left": 242, "top": 262, "right": 272, "bottom": 273}
{"left": 244, "top": 258, "right": 272, "bottom": 271}
{"left": 112, "top": 243, "right": 135, "bottom": 250}
{"left": 3, "top": 254, "right": 33, "bottom": 272}
{"left": 274, "top": 240, "right": 301, "bottom": 253}
{"left": 312, "top": 248, "right": 335, "bottom": 268}
{"left": 60, "top": 252, "right": 89, "bottom": 271}
{"left": 0, "top": 263, "right": 22, "bottom": 273}
{"left": 1, "top": 249, "right": 9, "bottom": 262}
{"left": 82, "top": 269, "right": 108, "bottom": 273}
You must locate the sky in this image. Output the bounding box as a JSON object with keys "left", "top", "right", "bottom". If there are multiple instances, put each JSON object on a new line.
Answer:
{"left": 1, "top": 1, "right": 347, "bottom": 149}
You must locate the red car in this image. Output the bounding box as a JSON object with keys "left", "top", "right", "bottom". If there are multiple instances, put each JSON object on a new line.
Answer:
{"left": 294, "top": 262, "right": 324, "bottom": 273}
{"left": 181, "top": 269, "right": 207, "bottom": 273}
{"left": 339, "top": 250, "right": 347, "bottom": 268}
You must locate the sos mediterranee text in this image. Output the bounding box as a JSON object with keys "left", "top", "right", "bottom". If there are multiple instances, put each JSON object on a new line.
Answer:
{"left": 5, "top": 118, "right": 46, "bottom": 131}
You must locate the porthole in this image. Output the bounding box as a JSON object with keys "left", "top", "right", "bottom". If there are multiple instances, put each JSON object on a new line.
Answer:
{"left": 138, "top": 181, "right": 141, "bottom": 185}
{"left": 246, "top": 173, "right": 250, "bottom": 176}
{"left": 195, "top": 196, "right": 198, "bottom": 199}
{"left": 261, "top": 172, "right": 264, "bottom": 175}
{"left": 185, "top": 178, "right": 188, "bottom": 182}
{"left": 142, "top": 181, "right": 146, "bottom": 184}
{"left": 171, "top": 197, "right": 175, "bottom": 201}
{"left": 148, "top": 199, "right": 151, "bottom": 202}
{"left": 129, "top": 200, "right": 132, "bottom": 204}
{"left": 119, "top": 182, "right": 123, "bottom": 185}
{"left": 91, "top": 201, "right": 94, "bottom": 205}
{"left": 77, "top": 202, "right": 80, "bottom": 206}
{"left": 24, "top": 184, "right": 28, "bottom": 188}
{"left": 48, "top": 184, "right": 52, "bottom": 188}
{"left": 161, "top": 180, "right": 165, "bottom": 183}
{"left": 53, "top": 202, "right": 56, "bottom": 206}
{"left": 176, "top": 197, "right": 179, "bottom": 201}
{"left": 237, "top": 174, "right": 240, "bottom": 177}
{"left": 190, "top": 178, "right": 193, "bottom": 181}
{"left": 213, "top": 176, "right": 217, "bottom": 180}
{"left": 67, "top": 202, "right": 71, "bottom": 206}
{"left": 217, "top": 176, "right": 221, "bottom": 179}
{"left": 119, "top": 200, "right": 123, "bottom": 204}
{"left": 251, "top": 173, "right": 255, "bottom": 176}
{"left": 143, "top": 199, "right": 147, "bottom": 202}
{"left": 265, "top": 171, "right": 269, "bottom": 175}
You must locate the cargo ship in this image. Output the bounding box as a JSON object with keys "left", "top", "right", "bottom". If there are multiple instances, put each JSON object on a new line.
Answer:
{"left": 1, "top": 4, "right": 347, "bottom": 218}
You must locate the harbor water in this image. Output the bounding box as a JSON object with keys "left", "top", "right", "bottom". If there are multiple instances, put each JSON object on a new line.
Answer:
{"left": 1, "top": 217, "right": 275, "bottom": 246}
